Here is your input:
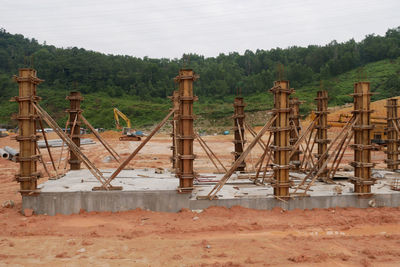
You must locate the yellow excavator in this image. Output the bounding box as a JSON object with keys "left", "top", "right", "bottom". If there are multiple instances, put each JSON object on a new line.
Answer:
{"left": 309, "top": 111, "right": 387, "bottom": 145}
{"left": 113, "top": 108, "right": 141, "bottom": 141}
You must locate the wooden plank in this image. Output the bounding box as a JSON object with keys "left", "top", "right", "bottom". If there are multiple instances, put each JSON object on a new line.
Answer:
{"left": 196, "top": 133, "right": 227, "bottom": 172}
{"left": 207, "top": 115, "right": 277, "bottom": 200}
{"left": 102, "top": 109, "right": 176, "bottom": 188}
{"left": 81, "top": 115, "right": 120, "bottom": 162}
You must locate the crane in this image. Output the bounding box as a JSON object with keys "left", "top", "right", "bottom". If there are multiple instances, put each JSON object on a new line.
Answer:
{"left": 113, "top": 108, "right": 141, "bottom": 141}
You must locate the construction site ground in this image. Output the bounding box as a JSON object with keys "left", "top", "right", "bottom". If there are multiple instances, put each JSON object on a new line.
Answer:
{"left": 1, "top": 130, "right": 400, "bottom": 266}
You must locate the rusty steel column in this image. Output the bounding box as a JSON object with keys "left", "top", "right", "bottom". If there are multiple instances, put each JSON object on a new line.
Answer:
{"left": 315, "top": 91, "right": 330, "bottom": 179}
{"left": 175, "top": 69, "right": 197, "bottom": 193}
{"left": 14, "top": 68, "right": 43, "bottom": 194}
{"left": 169, "top": 90, "right": 180, "bottom": 170}
{"left": 270, "top": 81, "right": 292, "bottom": 197}
{"left": 66, "top": 91, "right": 83, "bottom": 170}
{"left": 289, "top": 97, "right": 301, "bottom": 169}
{"left": 351, "top": 82, "right": 375, "bottom": 193}
{"left": 233, "top": 97, "right": 246, "bottom": 172}
{"left": 385, "top": 98, "right": 399, "bottom": 170}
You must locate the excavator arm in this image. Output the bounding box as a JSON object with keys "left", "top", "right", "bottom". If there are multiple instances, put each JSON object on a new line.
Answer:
{"left": 113, "top": 108, "right": 131, "bottom": 129}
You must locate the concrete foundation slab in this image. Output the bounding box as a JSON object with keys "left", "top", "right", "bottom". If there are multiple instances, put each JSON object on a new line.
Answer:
{"left": 22, "top": 169, "right": 400, "bottom": 215}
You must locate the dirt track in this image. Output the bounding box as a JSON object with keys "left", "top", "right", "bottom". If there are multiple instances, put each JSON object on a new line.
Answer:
{"left": 0, "top": 132, "right": 399, "bottom": 266}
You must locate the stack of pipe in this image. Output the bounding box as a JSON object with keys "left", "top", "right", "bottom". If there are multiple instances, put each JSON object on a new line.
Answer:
{"left": 37, "top": 138, "right": 95, "bottom": 148}
{"left": 0, "top": 146, "right": 19, "bottom": 161}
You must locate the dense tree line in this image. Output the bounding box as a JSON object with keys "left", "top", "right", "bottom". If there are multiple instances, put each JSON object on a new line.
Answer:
{"left": 0, "top": 26, "right": 399, "bottom": 104}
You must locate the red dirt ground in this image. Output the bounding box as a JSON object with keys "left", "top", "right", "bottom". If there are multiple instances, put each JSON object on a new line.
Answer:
{"left": 0, "top": 132, "right": 399, "bottom": 266}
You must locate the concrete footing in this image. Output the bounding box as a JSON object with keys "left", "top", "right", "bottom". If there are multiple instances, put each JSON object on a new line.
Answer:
{"left": 23, "top": 169, "right": 400, "bottom": 215}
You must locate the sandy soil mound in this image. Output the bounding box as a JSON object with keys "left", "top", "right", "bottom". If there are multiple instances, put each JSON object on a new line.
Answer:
{"left": 329, "top": 96, "right": 400, "bottom": 122}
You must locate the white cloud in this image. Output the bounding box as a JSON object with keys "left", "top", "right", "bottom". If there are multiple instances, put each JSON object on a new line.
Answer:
{"left": 0, "top": 0, "right": 399, "bottom": 58}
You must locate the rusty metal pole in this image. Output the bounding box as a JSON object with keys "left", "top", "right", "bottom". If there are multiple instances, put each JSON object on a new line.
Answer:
{"left": 385, "top": 98, "right": 399, "bottom": 170}
{"left": 270, "top": 81, "right": 292, "bottom": 198}
{"left": 175, "top": 69, "right": 197, "bottom": 193}
{"left": 14, "top": 68, "right": 43, "bottom": 194}
{"left": 289, "top": 97, "right": 301, "bottom": 170}
{"left": 315, "top": 91, "right": 330, "bottom": 180}
{"left": 169, "top": 90, "right": 180, "bottom": 170}
{"left": 66, "top": 91, "right": 83, "bottom": 170}
{"left": 233, "top": 97, "right": 246, "bottom": 172}
{"left": 351, "top": 82, "right": 375, "bottom": 193}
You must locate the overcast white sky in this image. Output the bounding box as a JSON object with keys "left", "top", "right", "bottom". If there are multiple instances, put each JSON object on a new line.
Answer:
{"left": 1, "top": 0, "right": 399, "bottom": 59}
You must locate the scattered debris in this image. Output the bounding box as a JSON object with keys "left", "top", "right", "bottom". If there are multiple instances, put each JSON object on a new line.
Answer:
{"left": 372, "top": 171, "right": 385, "bottom": 179}
{"left": 155, "top": 167, "right": 164, "bottom": 174}
{"left": 77, "top": 248, "right": 86, "bottom": 253}
{"left": 343, "top": 165, "right": 354, "bottom": 171}
{"left": 2, "top": 200, "right": 14, "bottom": 208}
{"left": 192, "top": 209, "right": 203, "bottom": 213}
{"left": 333, "top": 186, "right": 343, "bottom": 195}
{"left": 369, "top": 199, "right": 376, "bottom": 208}
{"left": 390, "top": 178, "right": 400, "bottom": 191}
{"left": 102, "top": 155, "right": 115, "bottom": 163}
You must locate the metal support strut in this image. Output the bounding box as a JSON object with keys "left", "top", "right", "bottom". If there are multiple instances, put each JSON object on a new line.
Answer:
{"left": 315, "top": 90, "right": 330, "bottom": 180}
{"left": 289, "top": 97, "right": 301, "bottom": 169}
{"left": 233, "top": 96, "right": 246, "bottom": 172}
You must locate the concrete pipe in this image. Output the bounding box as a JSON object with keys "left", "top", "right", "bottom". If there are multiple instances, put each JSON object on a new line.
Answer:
{"left": 0, "top": 148, "right": 9, "bottom": 159}
{"left": 4, "top": 146, "right": 19, "bottom": 157}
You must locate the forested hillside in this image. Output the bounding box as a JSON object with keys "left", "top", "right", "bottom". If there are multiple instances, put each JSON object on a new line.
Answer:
{"left": 0, "top": 27, "right": 399, "bottom": 129}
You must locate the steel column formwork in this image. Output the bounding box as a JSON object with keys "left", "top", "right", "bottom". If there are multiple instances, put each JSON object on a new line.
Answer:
{"left": 175, "top": 69, "right": 197, "bottom": 193}
{"left": 385, "top": 98, "right": 400, "bottom": 170}
{"left": 270, "top": 81, "right": 293, "bottom": 198}
{"left": 315, "top": 91, "right": 330, "bottom": 180}
{"left": 233, "top": 97, "right": 246, "bottom": 172}
{"left": 13, "top": 68, "right": 43, "bottom": 194}
{"left": 289, "top": 97, "right": 301, "bottom": 169}
{"left": 66, "top": 91, "right": 83, "bottom": 170}
{"left": 350, "top": 82, "right": 375, "bottom": 193}
{"left": 169, "top": 90, "right": 180, "bottom": 170}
